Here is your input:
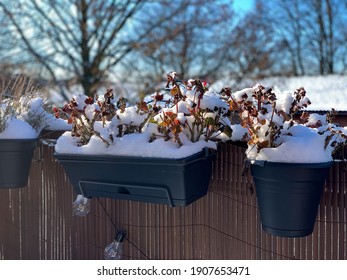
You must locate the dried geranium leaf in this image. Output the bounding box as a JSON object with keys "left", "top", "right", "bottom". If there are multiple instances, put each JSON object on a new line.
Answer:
{"left": 260, "top": 107, "right": 268, "bottom": 115}
{"left": 258, "top": 140, "right": 269, "bottom": 149}
{"left": 84, "top": 97, "right": 94, "bottom": 105}
{"left": 137, "top": 100, "right": 149, "bottom": 112}
{"left": 154, "top": 92, "right": 164, "bottom": 101}
{"left": 259, "top": 119, "right": 266, "bottom": 125}
{"left": 170, "top": 86, "right": 181, "bottom": 96}
{"left": 300, "top": 111, "right": 310, "bottom": 122}
{"left": 221, "top": 87, "right": 232, "bottom": 97}
{"left": 62, "top": 104, "right": 72, "bottom": 114}
{"left": 241, "top": 93, "right": 248, "bottom": 100}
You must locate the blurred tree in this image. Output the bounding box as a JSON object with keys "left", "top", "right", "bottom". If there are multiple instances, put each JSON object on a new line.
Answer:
{"left": 304, "top": 0, "right": 346, "bottom": 74}
{"left": 222, "top": 1, "right": 278, "bottom": 84}
{"left": 0, "top": 7, "right": 20, "bottom": 82}
{"left": 0, "top": 0, "right": 199, "bottom": 98}
{"left": 259, "top": 0, "right": 347, "bottom": 76}
{"left": 270, "top": 0, "right": 307, "bottom": 76}
{"left": 2, "top": 0, "right": 346, "bottom": 99}
{"left": 131, "top": 0, "right": 233, "bottom": 82}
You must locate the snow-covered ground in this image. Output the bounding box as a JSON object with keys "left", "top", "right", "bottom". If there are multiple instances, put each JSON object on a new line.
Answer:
{"left": 259, "top": 75, "right": 347, "bottom": 111}
{"left": 212, "top": 75, "right": 347, "bottom": 111}
{"left": 49, "top": 75, "right": 347, "bottom": 112}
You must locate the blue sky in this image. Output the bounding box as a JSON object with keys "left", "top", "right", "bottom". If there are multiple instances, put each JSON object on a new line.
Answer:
{"left": 233, "top": 0, "right": 254, "bottom": 12}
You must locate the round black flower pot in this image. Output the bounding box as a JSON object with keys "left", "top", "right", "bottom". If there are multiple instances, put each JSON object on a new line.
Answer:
{"left": 0, "top": 139, "right": 37, "bottom": 188}
{"left": 250, "top": 160, "right": 332, "bottom": 238}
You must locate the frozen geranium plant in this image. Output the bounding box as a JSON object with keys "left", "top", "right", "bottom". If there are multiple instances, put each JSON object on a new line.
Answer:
{"left": 229, "top": 84, "right": 347, "bottom": 163}
{"left": 54, "top": 72, "right": 245, "bottom": 158}
{"left": 0, "top": 76, "right": 70, "bottom": 140}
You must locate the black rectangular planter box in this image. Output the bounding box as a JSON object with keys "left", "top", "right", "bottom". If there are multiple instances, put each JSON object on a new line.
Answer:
{"left": 55, "top": 148, "right": 215, "bottom": 207}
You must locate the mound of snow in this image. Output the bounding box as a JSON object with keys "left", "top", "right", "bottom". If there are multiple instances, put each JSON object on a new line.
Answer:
{"left": 0, "top": 118, "right": 37, "bottom": 139}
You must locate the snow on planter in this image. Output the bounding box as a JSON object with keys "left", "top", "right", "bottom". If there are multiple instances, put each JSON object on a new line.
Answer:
{"left": 19, "top": 97, "right": 71, "bottom": 133}
{"left": 0, "top": 118, "right": 37, "bottom": 139}
{"left": 54, "top": 73, "right": 246, "bottom": 158}
{"left": 1, "top": 97, "right": 70, "bottom": 139}
{"left": 229, "top": 84, "right": 347, "bottom": 163}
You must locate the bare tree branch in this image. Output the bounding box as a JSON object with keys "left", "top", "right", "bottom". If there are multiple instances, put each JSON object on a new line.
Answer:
{"left": 0, "top": 0, "right": 195, "bottom": 98}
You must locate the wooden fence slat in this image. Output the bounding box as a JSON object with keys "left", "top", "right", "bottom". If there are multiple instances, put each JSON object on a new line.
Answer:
{"left": 0, "top": 143, "right": 346, "bottom": 259}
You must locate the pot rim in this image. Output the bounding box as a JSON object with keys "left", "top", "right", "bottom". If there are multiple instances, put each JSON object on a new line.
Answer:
{"left": 54, "top": 147, "right": 216, "bottom": 164}
{"left": 248, "top": 159, "right": 333, "bottom": 168}
{"left": 0, "top": 138, "right": 37, "bottom": 141}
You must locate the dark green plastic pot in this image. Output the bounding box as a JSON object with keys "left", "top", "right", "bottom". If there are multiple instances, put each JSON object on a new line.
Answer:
{"left": 55, "top": 148, "right": 215, "bottom": 207}
{"left": 250, "top": 160, "right": 332, "bottom": 238}
{"left": 0, "top": 139, "right": 37, "bottom": 188}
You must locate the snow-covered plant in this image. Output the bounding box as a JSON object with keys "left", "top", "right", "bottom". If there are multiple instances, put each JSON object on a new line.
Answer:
{"left": 147, "top": 71, "right": 241, "bottom": 146}
{"left": 54, "top": 89, "right": 152, "bottom": 147}
{"left": 229, "top": 84, "right": 347, "bottom": 163}
{"left": 54, "top": 91, "right": 115, "bottom": 146}
{"left": 0, "top": 78, "right": 21, "bottom": 133}
{"left": 0, "top": 76, "right": 69, "bottom": 139}
{"left": 54, "top": 72, "right": 246, "bottom": 158}
{"left": 111, "top": 97, "right": 153, "bottom": 138}
{"left": 0, "top": 101, "right": 14, "bottom": 133}
{"left": 0, "top": 76, "right": 38, "bottom": 138}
